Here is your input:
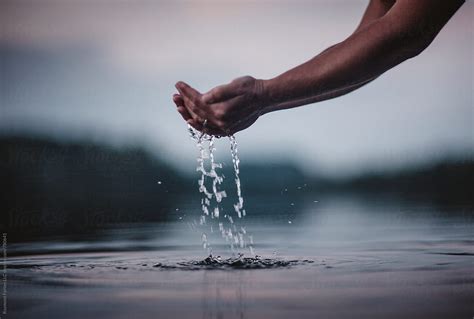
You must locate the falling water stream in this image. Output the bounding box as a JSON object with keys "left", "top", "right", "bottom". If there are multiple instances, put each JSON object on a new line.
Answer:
{"left": 188, "top": 125, "right": 253, "bottom": 257}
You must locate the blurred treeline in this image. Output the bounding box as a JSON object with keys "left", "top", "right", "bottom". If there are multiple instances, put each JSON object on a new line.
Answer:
{"left": 1, "top": 135, "right": 472, "bottom": 242}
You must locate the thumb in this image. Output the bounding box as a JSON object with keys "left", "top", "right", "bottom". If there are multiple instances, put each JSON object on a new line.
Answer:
{"left": 202, "top": 83, "right": 238, "bottom": 104}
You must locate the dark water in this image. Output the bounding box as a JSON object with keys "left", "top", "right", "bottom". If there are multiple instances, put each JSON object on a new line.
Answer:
{"left": 6, "top": 195, "right": 474, "bottom": 319}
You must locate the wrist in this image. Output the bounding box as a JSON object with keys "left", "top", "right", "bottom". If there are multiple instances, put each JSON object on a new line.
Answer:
{"left": 256, "top": 78, "right": 278, "bottom": 115}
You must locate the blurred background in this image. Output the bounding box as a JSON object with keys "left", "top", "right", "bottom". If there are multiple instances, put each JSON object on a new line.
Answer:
{"left": 1, "top": 0, "right": 473, "bottom": 242}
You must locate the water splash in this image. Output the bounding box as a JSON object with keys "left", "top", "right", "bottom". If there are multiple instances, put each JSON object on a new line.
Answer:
{"left": 153, "top": 255, "right": 315, "bottom": 270}
{"left": 188, "top": 125, "right": 252, "bottom": 256}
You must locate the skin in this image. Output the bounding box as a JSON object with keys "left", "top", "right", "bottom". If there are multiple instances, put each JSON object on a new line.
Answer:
{"left": 173, "top": 0, "right": 465, "bottom": 136}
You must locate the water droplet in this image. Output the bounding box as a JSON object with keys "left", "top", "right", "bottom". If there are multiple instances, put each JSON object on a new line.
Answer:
{"left": 188, "top": 125, "right": 253, "bottom": 255}
{"left": 157, "top": 181, "right": 162, "bottom": 184}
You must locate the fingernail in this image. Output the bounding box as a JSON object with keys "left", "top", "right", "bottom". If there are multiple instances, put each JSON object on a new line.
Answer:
{"left": 175, "top": 82, "right": 183, "bottom": 89}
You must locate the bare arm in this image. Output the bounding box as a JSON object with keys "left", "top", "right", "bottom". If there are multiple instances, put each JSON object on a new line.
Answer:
{"left": 283, "top": 0, "right": 396, "bottom": 105}
{"left": 261, "top": 0, "right": 464, "bottom": 113}
{"left": 174, "top": 0, "right": 464, "bottom": 135}
{"left": 356, "top": 0, "right": 396, "bottom": 32}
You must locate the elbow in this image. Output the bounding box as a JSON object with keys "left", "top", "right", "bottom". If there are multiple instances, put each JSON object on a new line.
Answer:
{"left": 383, "top": 16, "right": 438, "bottom": 60}
{"left": 401, "top": 31, "right": 434, "bottom": 59}
{"left": 399, "top": 38, "right": 430, "bottom": 60}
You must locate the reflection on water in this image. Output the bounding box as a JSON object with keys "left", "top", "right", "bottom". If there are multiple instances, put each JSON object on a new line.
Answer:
{"left": 7, "top": 194, "right": 474, "bottom": 319}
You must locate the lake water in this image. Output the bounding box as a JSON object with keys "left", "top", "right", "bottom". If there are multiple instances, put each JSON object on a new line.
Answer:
{"left": 6, "top": 194, "right": 474, "bottom": 318}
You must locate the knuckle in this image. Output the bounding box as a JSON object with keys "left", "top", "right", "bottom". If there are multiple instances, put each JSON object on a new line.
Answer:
{"left": 235, "top": 75, "right": 253, "bottom": 85}
{"left": 191, "top": 97, "right": 200, "bottom": 107}
{"left": 190, "top": 102, "right": 201, "bottom": 113}
{"left": 197, "top": 95, "right": 205, "bottom": 104}
{"left": 214, "top": 109, "right": 225, "bottom": 120}
{"left": 211, "top": 90, "right": 220, "bottom": 101}
{"left": 206, "top": 89, "right": 222, "bottom": 104}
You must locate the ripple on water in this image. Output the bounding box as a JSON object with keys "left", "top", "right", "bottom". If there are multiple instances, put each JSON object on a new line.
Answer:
{"left": 152, "top": 255, "right": 315, "bottom": 270}
{"left": 8, "top": 254, "right": 316, "bottom": 275}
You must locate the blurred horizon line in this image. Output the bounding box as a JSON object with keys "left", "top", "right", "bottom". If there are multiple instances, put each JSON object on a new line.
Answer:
{"left": 1, "top": 127, "right": 472, "bottom": 180}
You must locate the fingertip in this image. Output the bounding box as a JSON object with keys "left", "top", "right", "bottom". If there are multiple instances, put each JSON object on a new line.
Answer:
{"left": 175, "top": 82, "right": 190, "bottom": 96}
{"left": 176, "top": 81, "right": 190, "bottom": 90}
{"left": 173, "top": 94, "right": 183, "bottom": 103}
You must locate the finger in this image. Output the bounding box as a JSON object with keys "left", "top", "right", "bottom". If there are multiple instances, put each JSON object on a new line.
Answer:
{"left": 173, "top": 94, "right": 188, "bottom": 111}
{"left": 173, "top": 94, "right": 184, "bottom": 106}
{"left": 212, "top": 95, "right": 244, "bottom": 119}
{"left": 202, "top": 83, "right": 238, "bottom": 104}
{"left": 177, "top": 91, "right": 202, "bottom": 120}
{"left": 175, "top": 82, "right": 201, "bottom": 105}
{"left": 177, "top": 106, "right": 193, "bottom": 121}
{"left": 175, "top": 82, "right": 208, "bottom": 120}
{"left": 173, "top": 94, "right": 194, "bottom": 121}
{"left": 175, "top": 82, "right": 231, "bottom": 134}
{"left": 224, "top": 96, "right": 257, "bottom": 135}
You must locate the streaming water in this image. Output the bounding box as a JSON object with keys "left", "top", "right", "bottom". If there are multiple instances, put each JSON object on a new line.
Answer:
{"left": 188, "top": 125, "right": 253, "bottom": 256}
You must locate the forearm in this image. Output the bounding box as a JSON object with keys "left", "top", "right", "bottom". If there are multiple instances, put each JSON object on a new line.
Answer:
{"left": 258, "top": 0, "right": 464, "bottom": 114}
{"left": 261, "top": 78, "right": 376, "bottom": 113}
{"left": 260, "top": 17, "right": 421, "bottom": 113}
{"left": 262, "top": 0, "right": 392, "bottom": 112}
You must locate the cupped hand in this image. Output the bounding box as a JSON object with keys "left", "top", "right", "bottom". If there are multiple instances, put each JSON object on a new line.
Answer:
{"left": 173, "top": 76, "right": 266, "bottom": 136}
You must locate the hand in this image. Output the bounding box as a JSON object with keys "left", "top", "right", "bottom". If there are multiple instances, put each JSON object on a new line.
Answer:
{"left": 173, "top": 76, "right": 266, "bottom": 136}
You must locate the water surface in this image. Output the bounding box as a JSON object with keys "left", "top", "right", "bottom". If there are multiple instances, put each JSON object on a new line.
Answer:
{"left": 7, "top": 195, "right": 474, "bottom": 318}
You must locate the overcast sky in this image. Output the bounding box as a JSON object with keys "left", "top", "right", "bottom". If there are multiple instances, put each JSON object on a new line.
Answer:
{"left": 1, "top": 0, "right": 473, "bottom": 176}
